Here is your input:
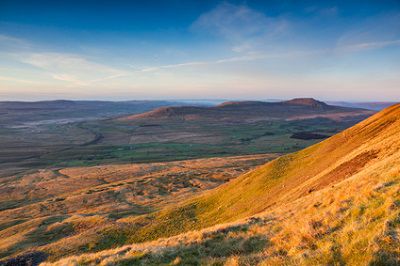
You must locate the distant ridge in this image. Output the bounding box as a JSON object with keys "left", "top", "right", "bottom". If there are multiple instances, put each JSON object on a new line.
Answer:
{"left": 217, "top": 98, "right": 326, "bottom": 108}
{"left": 119, "top": 98, "right": 374, "bottom": 122}
{"left": 327, "top": 101, "right": 399, "bottom": 111}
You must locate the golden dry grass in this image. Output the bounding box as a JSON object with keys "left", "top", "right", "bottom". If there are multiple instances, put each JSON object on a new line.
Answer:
{"left": 43, "top": 164, "right": 400, "bottom": 265}
{"left": 0, "top": 154, "right": 275, "bottom": 260}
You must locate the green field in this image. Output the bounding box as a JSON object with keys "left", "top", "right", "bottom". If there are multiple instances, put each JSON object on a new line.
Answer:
{"left": 0, "top": 100, "right": 373, "bottom": 177}
{"left": 0, "top": 114, "right": 365, "bottom": 176}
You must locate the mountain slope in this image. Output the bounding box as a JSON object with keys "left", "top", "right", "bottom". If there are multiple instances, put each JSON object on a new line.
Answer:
{"left": 119, "top": 98, "right": 374, "bottom": 122}
{"left": 42, "top": 104, "right": 400, "bottom": 265}
{"left": 114, "top": 104, "right": 398, "bottom": 239}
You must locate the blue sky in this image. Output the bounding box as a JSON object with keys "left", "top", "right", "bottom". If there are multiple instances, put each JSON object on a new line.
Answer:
{"left": 0, "top": 0, "right": 399, "bottom": 101}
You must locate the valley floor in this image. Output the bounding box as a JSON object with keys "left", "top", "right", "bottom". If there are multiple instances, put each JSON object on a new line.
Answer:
{"left": 0, "top": 154, "right": 277, "bottom": 261}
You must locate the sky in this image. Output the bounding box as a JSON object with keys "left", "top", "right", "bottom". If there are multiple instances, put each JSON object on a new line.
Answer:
{"left": 0, "top": 0, "right": 399, "bottom": 101}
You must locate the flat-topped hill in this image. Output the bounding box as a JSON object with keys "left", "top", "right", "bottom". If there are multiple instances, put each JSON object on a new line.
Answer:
{"left": 119, "top": 98, "right": 374, "bottom": 122}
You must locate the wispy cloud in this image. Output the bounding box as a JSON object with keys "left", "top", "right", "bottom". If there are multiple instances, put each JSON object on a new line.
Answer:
{"left": 192, "top": 3, "right": 288, "bottom": 53}
{"left": 304, "top": 6, "right": 338, "bottom": 17}
{"left": 0, "top": 75, "right": 42, "bottom": 85}
{"left": 136, "top": 50, "right": 327, "bottom": 73}
{"left": 140, "top": 61, "right": 207, "bottom": 72}
{"left": 340, "top": 39, "right": 400, "bottom": 52}
{"left": 50, "top": 73, "right": 88, "bottom": 86}
{"left": 136, "top": 35, "right": 400, "bottom": 74}
{"left": 0, "top": 34, "right": 127, "bottom": 86}
{"left": 0, "top": 34, "right": 29, "bottom": 47}
{"left": 17, "top": 52, "right": 126, "bottom": 86}
{"left": 336, "top": 12, "right": 400, "bottom": 52}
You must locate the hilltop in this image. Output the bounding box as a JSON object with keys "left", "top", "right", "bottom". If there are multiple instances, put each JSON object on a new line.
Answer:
{"left": 119, "top": 98, "right": 374, "bottom": 122}
{"left": 283, "top": 97, "right": 327, "bottom": 107}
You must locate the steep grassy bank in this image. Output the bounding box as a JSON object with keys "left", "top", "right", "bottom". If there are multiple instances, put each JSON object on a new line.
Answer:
{"left": 113, "top": 104, "right": 400, "bottom": 243}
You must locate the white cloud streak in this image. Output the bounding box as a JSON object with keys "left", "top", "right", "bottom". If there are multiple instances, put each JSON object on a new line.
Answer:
{"left": 336, "top": 12, "right": 400, "bottom": 52}
{"left": 192, "top": 2, "right": 288, "bottom": 53}
{"left": 339, "top": 39, "right": 400, "bottom": 52}
{"left": 16, "top": 52, "right": 127, "bottom": 86}
{"left": 0, "top": 34, "right": 30, "bottom": 48}
{"left": 136, "top": 50, "right": 327, "bottom": 73}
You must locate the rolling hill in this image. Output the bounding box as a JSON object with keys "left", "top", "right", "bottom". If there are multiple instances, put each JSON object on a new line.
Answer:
{"left": 1, "top": 98, "right": 371, "bottom": 178}
{"left": 119, "top": 98, "right": 374, "bottom": 123}
{"left": 37, "top": 103, "right": 400, "bottom": 265}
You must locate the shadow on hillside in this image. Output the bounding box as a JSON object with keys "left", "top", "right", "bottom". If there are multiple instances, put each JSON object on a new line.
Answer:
{"left": 0, "top": 251, "right": 48, "bottom": 266}
{"left": 369, "top": 213, "right": 400, "bottom": 266}
{"left": 0, "top": 216, "right": 68, "bottom": 261}
{"left": 119, "top": 232, "right": 270, "bottom": 265}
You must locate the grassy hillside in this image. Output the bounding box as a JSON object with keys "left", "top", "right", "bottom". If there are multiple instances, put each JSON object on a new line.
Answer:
{"left": 41, "top": 104, "right": 400, "bottom": 265}
{"left": 110, "top": 104, "right": 400, "bottom": 240}
{"left": 0, "top": 154, "right": 275, "bottom": 261}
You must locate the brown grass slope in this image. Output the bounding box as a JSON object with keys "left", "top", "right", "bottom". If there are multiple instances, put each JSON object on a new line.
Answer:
{"left": 119, "top": 98, "right": 374, "bottom": 122}
{"left": 114, "top": 103, "right": 400, "bottom": 242}
{"left": 0, "top": 154, "right": 276, "bottom": 261}
{"left": 43, "top": 103, "right": 400, "bottom": 265}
